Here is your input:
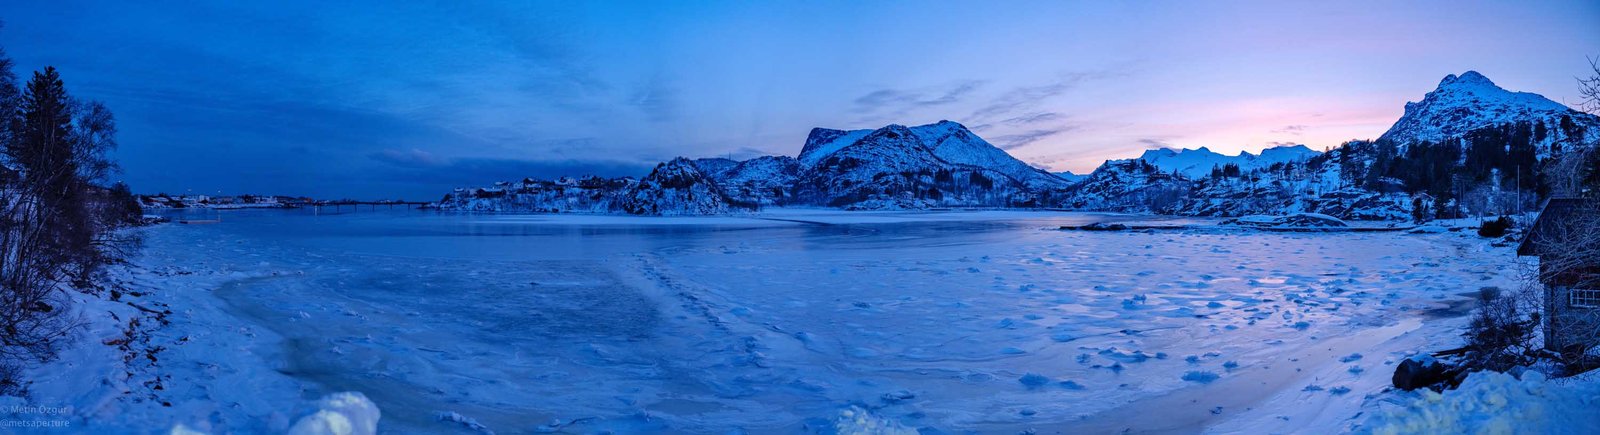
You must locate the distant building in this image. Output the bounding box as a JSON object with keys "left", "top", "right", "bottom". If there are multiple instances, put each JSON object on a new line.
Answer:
{"left": 1517, "top": 198, "right": 1600, "bottom": 354}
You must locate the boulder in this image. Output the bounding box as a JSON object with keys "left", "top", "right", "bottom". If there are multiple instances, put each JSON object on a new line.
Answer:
{"left": 1082, "top": 222, "right": 1129, "bottom": 231}
{"left": 1059, "top": 222, "right": 1130, "bottom": 231}
{"left": 1392, "top": 355, "right": 1448, "bottom": 391}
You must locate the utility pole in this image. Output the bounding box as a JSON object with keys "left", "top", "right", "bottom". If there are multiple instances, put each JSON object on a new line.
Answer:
{"left": 1516, "top": 165, "right": 1522, "bottom": 216}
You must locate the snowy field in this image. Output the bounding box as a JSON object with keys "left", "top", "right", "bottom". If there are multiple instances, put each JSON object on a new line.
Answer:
{"left": 25, "top": 209, "right": 1522, "bottom": 433}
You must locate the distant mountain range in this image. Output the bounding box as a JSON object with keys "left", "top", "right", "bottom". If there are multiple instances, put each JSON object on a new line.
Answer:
{"left": 434, "top": 71, "right": 1600, "bottom": 220}
{"left": 1118, "top": 145, "right": 1318, "bottom": 179}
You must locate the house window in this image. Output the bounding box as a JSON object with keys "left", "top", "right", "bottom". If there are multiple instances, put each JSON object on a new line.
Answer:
{"left": 1572, "top": 288, "right": 1600, "bottom": 309}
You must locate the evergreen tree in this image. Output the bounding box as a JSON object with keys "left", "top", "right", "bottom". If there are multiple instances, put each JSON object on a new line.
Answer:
{"left": 13, "top": 67, "right": 98, "bottom": 278}
{"left": 1364, "top": 140, "right": 1397, "bottom": 190}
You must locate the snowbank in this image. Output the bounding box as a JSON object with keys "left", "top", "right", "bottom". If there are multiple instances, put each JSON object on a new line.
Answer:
{"left": 165, "top": 392, "right": 378, "bottom": 435}
{"left": 1223, "top": 213, "right": 1348, "bottom": 229}
{"left": 285, "top": 392, "right": 380, "bottom": 435}
{"left": 834, "top": 406, "right": 917, "bottom": 435}
{"left": 1359, "top": 371, "right": 1600, "bottom": 434}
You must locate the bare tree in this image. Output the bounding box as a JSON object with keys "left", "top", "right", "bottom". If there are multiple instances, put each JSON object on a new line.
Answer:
{"left": 1580, "top": 56, "right": 1600, "bottom": 115}
{"left": 1544, "top": 147, "right": 1595, "bottom": 198}
{"left": 1464, "top": 286, "right": 1540, "bottom": 371}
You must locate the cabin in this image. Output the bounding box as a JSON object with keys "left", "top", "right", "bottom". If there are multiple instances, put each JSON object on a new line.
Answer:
{"left": 1517, "top": 198, "right": 1600, "bottom": 354}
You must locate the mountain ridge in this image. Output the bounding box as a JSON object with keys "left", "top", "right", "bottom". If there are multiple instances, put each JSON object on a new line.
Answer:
{"left": 434, "top": 71, "right": 1599, "bottom": 220}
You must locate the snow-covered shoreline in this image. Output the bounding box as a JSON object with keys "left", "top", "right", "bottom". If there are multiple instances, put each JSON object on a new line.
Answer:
{"left": 10, "top": 236, "right": 344, "bottom": 432}
{"left": 4, "top": 209, "right": 1573, "bottom": 433}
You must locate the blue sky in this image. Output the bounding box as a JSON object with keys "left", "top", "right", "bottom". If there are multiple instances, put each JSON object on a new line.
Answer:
{"left": 3, "top": 1, "right": 1597, "bottom": 199}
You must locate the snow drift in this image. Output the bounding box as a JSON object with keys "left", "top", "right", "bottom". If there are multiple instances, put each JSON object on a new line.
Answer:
{"left": 1358, "top": 370, "right": 1600, "bottom": 434}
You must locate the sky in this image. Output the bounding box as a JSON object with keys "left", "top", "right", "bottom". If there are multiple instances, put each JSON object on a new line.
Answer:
{"left": 2, "top": 1, "right": 1597, "bottom": 199}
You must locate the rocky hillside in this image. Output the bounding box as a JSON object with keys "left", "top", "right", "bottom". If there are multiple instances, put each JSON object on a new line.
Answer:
{"left": 432, "top": 176, "right": 638, "bottom": 213}
{"left": 696, "top": 156, "right": 803, "bottom": 206}
{"left": 1046, "top": 159, "right": 1191, "bottom": 212}
{"left": 619, "top": 158, "right": 744, "bottom": 215}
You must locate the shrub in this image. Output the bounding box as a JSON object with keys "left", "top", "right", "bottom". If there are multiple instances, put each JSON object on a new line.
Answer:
{"left": 1477, "top": 215, "right": 1512, "bottom": 238}
{"left": 1463, "top": 287, "right": 1538, "bottom": 372}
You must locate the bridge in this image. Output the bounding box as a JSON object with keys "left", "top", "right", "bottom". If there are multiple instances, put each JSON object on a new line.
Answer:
{"left": 285, "top": 201, "right": 433, "bottom": 211}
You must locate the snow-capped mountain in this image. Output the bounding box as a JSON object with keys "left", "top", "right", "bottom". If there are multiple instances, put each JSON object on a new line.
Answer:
{"left": 797, "top": 128, "right": 873, "bottom": 166}
{"left": 806, "top": 124, "right": 949, "bottom": 175}
{"left": 799, "top": 121, "right": 1072, "bottom": 189}
{"left": 794, "top": 123, "right": 1034, "bottom": 209}
{"left": 1122, "top": 145, "right": 1317, "bottom": 179}
{"left": 909, "top": 121, "right": 1075, "bottom": 189}
{"left": 1378, "top": 71, "right": 1600, "bottom": 152}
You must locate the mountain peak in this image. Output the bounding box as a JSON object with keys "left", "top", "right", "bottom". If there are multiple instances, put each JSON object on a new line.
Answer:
{"left": 798, "top": 128, "right": 870, "bottom": 165}
{"left": 1380, "top": 70, "right": 1587, "bottom": 146}
{"left": 1261, "top": 144, "right": 1313, "bottom": 154}
{"left": 867, "top": 124, "right": 916, "bottom": 141}
{"left": 1439, "top": 70, "right": 1495, "bottom": 89}
{"left": 1136, "top": 148, "right": 1176, "bottom": 160}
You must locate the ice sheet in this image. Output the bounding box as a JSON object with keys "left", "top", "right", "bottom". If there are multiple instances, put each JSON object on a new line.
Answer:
{"left": 32, "top": 209, "right": 1521, "bottom": 433}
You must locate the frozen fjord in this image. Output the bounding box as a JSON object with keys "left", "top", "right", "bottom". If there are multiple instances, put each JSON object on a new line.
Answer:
{"left": 96, "top": 209, "right": 1514, "bottom": 433}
